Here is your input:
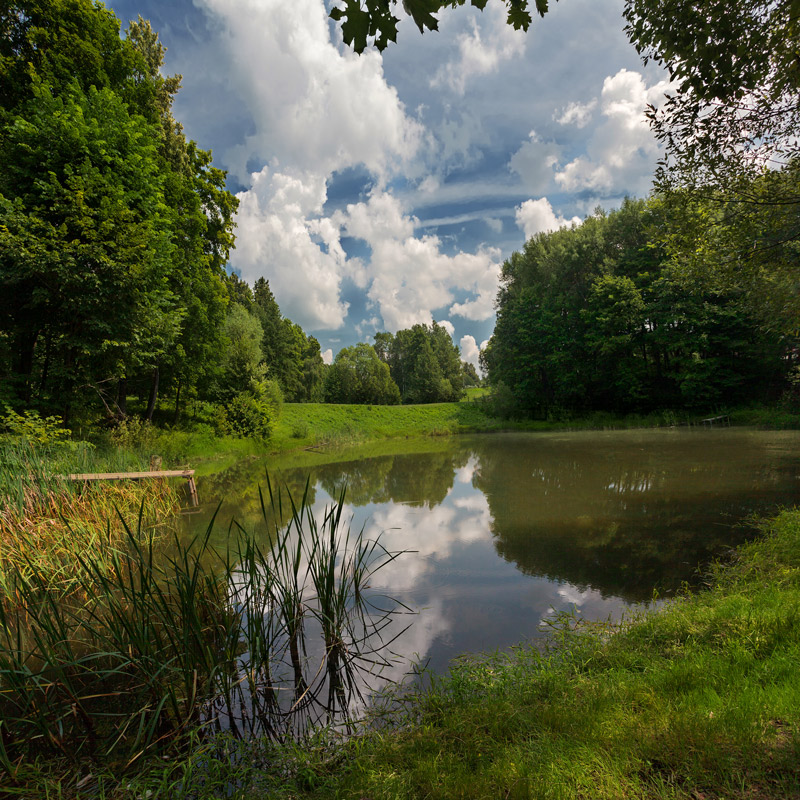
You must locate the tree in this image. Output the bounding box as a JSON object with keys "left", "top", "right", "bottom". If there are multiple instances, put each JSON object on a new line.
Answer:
{"left": 484, "top": 198, "right": 787, "bottom": 416}
{"left": 0, "top": 1, "right": 238, "bottom": 422}
{"left": 217, "top": 304, "right": 265, "bottom": 402}
{"left": 462, "top": 361, "right": 480, "bottom": 386}
{"left": 383, "top": 324, "right": 464, "bottom": 403}
{"left": 329, "top": 0, "right": 551, "bottom": 53}
{"left": 623, "top": 0, "right": 800, "bottom": 341}
{"left": 324, "top": 343, "right": 401, "bottom": 405}
{"left": 0, "top": 80, "right": 176, "bottom": 418}
{"left": 624, "top": 0, "right": 800, "bottom": 195}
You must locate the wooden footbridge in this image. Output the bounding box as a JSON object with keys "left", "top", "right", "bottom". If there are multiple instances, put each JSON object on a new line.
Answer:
{"left": 63, "top": 468, "right": 199, "bottom": 506}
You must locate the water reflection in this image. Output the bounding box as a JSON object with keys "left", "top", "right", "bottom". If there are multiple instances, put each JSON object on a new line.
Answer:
{"left": 187, "top": 429, "right": 800, "bottom": 675}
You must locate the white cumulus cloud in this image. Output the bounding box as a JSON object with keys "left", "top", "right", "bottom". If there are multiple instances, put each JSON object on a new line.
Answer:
{"left": 231, "top": 167, "right": 351, "bottom": 330}
{"left": 335, "top": 191, "right": 502, "bottom": 330}
{"left": 460, "top": 334, "right": 488, "bottom": 373}
{"left": 198, "top": 0, "right": 422, "bottom": 183}
{"left": 554, "top": 69, "right": 673, "bottom": 195}
{"left": 554, "top": 99, "right": 598, "bottom": 128}
{"left": 508, "top": 131, "right": 562, "bottom": 194}
{"left": 431, "top": 2, "right": 527, "bottom": 95}
{"left": 515, "top": 198, "right": 582, "bottom": 240}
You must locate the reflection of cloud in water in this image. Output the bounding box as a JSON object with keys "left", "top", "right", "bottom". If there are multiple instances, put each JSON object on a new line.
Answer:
{"left": 556, "top": 583, "right": 597, "bottom": 608}
{"left": 362, "top": 491, "right": 492, "bottom": 593}
{"left": 454, "top": 456, "right": 478, "bottom": 485}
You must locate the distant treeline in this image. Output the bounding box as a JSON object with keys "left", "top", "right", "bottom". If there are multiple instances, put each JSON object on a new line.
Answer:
{"left": 325, "top": 323, "right": 479, "bottom": 406}
{"left": 483, "top": 197, "right": 797, "bottom": 417}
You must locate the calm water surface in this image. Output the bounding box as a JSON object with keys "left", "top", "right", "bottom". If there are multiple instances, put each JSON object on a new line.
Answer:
{"left": 186, "top": 429, "right": 800, "bottom": 676}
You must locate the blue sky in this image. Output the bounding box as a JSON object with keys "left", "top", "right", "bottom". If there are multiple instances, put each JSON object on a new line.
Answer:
{"left": 108, "top": 0, "right": 671, "bottom": 367}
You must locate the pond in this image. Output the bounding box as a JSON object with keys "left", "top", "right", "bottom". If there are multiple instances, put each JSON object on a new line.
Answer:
{"left": 185, "top": 428, "right": 800, "bottom": 679}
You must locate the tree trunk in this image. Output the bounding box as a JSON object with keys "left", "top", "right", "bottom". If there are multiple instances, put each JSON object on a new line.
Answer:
{"left": 145, "top": 366, "right": 159, "bottom": 423}
{"left": 117, "top": 376, "right": 127, "bottom": 418}
{"left": 173, "top": 379, "right": 182, "bottom": 424}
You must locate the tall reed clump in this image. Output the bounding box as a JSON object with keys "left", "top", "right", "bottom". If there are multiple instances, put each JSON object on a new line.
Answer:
{"left": 0, "top": 436, "right": 181, "bottom": 593}
{"left": 0, "top": 476, "right": 408, "bottom": 793}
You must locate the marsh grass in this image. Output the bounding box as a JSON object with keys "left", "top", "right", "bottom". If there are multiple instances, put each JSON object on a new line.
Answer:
{"left": 0, "top": 437, "right": 181, "bottom": 593}
{"left": 0, "top": 468, "right": 409, "bottom": 796}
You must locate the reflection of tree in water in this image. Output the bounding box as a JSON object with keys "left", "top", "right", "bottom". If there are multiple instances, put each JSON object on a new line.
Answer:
{"left": 315, "top": 456, "right": 395, "bottom": 505}
{"left": 188, "top": 460, "right": 317, "bottom": 544}
{"left": 473, "top": 433, "right": 799, "bottom": 602}
{"left": 316, "top": 449, "right": 471, "bottom": 508}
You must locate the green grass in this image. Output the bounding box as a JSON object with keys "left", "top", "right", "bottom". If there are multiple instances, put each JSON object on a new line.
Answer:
{"left": 268, "top": 400, "right": 507, "bottom": 451}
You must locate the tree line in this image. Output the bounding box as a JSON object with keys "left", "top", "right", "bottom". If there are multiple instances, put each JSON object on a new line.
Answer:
{"left": 482, "top": 196, "right": 797, "bottom": 417}
{"left": 325, "top": 322, "right": 476, "bottom": 406}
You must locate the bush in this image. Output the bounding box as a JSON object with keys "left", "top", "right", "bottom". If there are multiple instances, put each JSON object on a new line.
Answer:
{"left": 216, "top": 379, "right": 283, "bottom": 440}
{"left": 108, "top": 416, "right": 155, "bottom": 450}
{"left": 1, "top": 407, "right": 71, "bottom": 446}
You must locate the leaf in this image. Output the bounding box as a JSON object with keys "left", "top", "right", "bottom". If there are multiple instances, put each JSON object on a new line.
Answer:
{"left": 507, "top": 4, "right": 533, "bottom": 30}
{"left": 338, "top": 0, "right": 372, "bottom": 53}
{"left": 404, "top": 0, "right": 441, "bottom": 33}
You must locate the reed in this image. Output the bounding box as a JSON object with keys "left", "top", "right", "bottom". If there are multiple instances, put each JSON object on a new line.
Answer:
{"left": 0, "top": 437, "right": 180, "bottom": 594}
{"left": 0, "top": 473, "right": 407, "bottom": 793}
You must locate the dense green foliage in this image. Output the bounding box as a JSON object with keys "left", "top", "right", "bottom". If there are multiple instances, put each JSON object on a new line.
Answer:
{"left": 225, "top": 274, "right": 326, "bottom": 403}
{"left": 483, "top": 198, "right": 789, "bottom": 417}
{"left": 0, "top": 1, "right": 237, "bottom": 424}
{"left": 623, "top": 0, "right": 800, "bottom": 344}
{"left": 376, "top": 322, "right": 465, "bottom": 404}
{"left": 324, "top": 342, "right": 401, "bottom": 405}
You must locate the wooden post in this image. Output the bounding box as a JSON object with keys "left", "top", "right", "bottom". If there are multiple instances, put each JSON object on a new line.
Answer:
{"left": 187, "top": 476, "right": 199, "bottom": 507}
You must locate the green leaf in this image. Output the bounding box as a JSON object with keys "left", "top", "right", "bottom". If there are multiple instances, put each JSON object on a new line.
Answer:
{"left": 404, "top": 0, "right": 441, "bottom": 33}
{"left": 508, "top": 3, "right": 533, "bottom": 31}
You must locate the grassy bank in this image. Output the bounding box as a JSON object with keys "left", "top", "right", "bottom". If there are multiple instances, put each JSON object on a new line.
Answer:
{"left": 144, "top": 398, "right": 800, "bottom": 469}
{"left": 252, "top": 508, "right": 798, "bottom": 800}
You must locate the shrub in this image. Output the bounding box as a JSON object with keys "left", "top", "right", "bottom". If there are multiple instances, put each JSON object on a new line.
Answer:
{"left": 217, "top": 379, "right": 283, "bottom": 440}
{"left": 1, "top": 407, "right": 70, "bottom": 446}
{"left": 108, "top": 416, "right": 155, "bottom": 450}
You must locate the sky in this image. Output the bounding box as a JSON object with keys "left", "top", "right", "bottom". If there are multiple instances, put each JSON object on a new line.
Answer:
{"left": 108, "top": 0, "right": 671, "bottom": 368}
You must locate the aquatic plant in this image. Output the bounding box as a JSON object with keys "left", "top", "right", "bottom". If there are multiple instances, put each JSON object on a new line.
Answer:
{"left": 0, "top": 475, "right": 408, "bottom": 789}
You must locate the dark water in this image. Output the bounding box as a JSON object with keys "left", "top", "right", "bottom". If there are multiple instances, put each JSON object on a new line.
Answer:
{"left": 185, "top": 429, "right": 800, "bottom": 676}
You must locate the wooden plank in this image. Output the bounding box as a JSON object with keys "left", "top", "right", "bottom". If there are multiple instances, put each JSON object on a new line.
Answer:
{"left": 63, "top": 470, "right": 195, "bottom": 481}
